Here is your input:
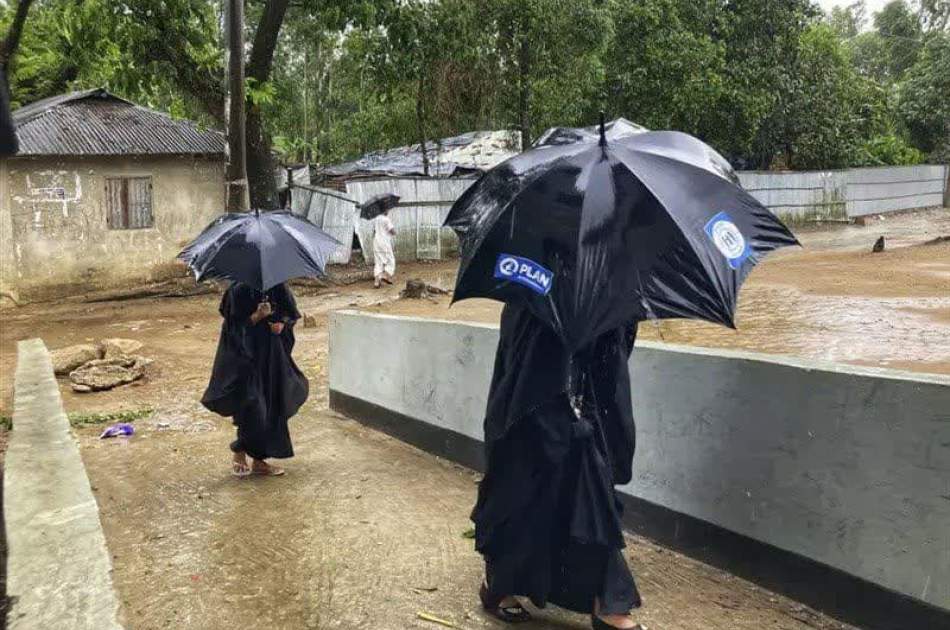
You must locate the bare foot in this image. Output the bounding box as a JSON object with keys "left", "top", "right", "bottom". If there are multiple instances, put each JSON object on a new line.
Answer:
{"left": 596, "top": 614, "right": 638, "bottom": 629}
{"left": 251, "top": 460, "right": 285, "bottom": 476}
{"left": 594, "top": 598, "right": 638, "bottom": 629}
{"left": 231, "top": 451, "right": 250, "bottom": 477}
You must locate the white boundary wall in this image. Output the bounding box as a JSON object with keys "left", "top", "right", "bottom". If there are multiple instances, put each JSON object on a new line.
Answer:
{"left": 329, "top": 311, "right": 950, "bottom": 611}
{"left": 297, "top": 165, "right": 948, "bottom": 264}
{"left": 738, "top": 164, "right": 948, "bottom": 220}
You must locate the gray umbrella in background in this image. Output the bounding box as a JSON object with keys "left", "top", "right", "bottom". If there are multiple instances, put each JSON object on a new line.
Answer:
{"left": 359, "top": 193, "right": 400, "bottom": 220}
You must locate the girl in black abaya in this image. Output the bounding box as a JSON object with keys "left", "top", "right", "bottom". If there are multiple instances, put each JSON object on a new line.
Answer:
{"left": 472, "top": 304, "right": 643, "bottom": 629}
{"left": 201, "top": 282, "right": 309, "bottom": 477}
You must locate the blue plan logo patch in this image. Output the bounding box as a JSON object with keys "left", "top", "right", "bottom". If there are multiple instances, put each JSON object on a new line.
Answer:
{"left": 494, "top": 254, "right": 553, "bottom": 295}
{"left": 704, "top": 211, "right": 751, "bottom": 270}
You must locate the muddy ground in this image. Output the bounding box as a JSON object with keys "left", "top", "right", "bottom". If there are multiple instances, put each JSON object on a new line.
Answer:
{"left": 0, "top": 209, "right": 947, "bottom": 629}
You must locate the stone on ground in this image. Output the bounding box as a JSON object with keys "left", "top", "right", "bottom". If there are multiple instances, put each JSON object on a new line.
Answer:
{"left": 69, "top": 357, "right": 145, "bottom": 392}
{"left": 100, "top": 338, "right": 144, "bottom": 359}
{"left": 50, "top": 344, "right": 102, "bottom": 375}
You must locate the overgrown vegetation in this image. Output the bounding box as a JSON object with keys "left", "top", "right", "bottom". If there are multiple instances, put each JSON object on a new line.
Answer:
{"left": 1, "top": 0, "right": 947, "bottom": 200}
{"left": 0, "top": 407, "right": 153, "bottom": 430}
{"left": 67, "top": 407, "right": 154, "bottom": 427}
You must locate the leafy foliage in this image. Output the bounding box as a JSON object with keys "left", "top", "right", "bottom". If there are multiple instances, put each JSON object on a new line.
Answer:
{"left": 2, "top": 0, "right": 944, "bottom": 181}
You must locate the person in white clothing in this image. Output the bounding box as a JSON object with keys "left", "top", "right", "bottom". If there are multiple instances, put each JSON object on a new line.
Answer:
{"left": 373, "top": 210, "right": 396, "bottom": 288}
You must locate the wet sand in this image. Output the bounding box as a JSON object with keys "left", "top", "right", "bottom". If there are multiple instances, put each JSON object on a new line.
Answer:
{"left": 370, "top": 209, "right": 950, "bottom": 375}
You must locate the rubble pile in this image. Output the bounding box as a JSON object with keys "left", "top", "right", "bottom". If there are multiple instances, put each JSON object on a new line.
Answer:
{"left": 50, "top": 338, "right": 154, "bottom": 392}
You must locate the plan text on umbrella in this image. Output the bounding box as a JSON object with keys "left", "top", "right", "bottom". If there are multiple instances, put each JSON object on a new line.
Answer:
{"left": 494, "top": 254, "right": 553, "bottom": 295}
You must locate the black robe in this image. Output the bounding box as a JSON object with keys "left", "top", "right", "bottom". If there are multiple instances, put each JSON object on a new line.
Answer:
{"left": 472, "top": 304, "right": 641, "bottom": 615}
{"left": 201, "top": 283, "right": 309, "bottom": 460}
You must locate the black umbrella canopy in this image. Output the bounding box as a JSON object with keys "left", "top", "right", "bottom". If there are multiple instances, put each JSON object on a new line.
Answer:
{"left": 178, "top": 210, "right": 342, "bottom": 292}
{"left": 359, "top": 193, "right": 401, "bottom": 220}
{"left": 444, "top": 123, "right": 797, "bottom": 350}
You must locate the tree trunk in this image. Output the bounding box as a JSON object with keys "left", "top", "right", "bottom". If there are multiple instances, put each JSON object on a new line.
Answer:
{"left": 0, "top": 0, "right": 35, "bottom": 70}
{"left": 243, "top": 0, "right": 290, "bottom": 209}
{"left": 226, "top": 0, "right": 249, "bottom": 212}
{"left": 517, "top": 32, "right": 531, "bottom": 151}
{"left": 247, "top": 106, "right": 278, "bottom": 209}
{"left": 416, "top": 74, "right": 430, "bottom": 176}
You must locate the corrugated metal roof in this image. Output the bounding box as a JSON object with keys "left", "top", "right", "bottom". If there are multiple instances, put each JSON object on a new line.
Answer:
{"left": 11, "top": 88, "right": 224, "bottom": 157}
{"left": 320, "top": 130, "right": 521, "bottom": 179}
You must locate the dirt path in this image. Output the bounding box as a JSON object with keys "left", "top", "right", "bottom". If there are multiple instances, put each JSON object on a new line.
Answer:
{"left": 77, "top": 409, "right": 853, "bottom": 630}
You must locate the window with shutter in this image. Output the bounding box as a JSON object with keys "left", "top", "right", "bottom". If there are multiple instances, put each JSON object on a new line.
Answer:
{"left": 106, "top": 177, "right": 153, "bottom": 229}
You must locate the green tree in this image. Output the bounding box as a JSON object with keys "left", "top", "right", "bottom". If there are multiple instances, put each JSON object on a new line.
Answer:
{"left": 604, "top": 0, "right": 725, "bottom": 141}
{"left": 873, "top": 0, "right": 923, "bottom": 79}
{"left": 899, "top": 33, "right": 950, "bottom": 158}
{"left": 828, "top": 0, "right": 867, "bottom": 38}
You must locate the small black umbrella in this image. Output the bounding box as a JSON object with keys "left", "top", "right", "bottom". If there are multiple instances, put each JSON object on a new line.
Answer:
{"left": 178, "top": 210, "right": 342, "bottom": 291}
{"left": 444, "top": 117, "right": 797, "bottom": 350}
{"left": 359, "top": 193, "right": 400, "bottom": 220}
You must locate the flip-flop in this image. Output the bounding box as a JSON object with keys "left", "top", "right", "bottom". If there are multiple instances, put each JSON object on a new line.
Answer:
{"left": 231, "top": 462, "right": 252, "bottom": 478}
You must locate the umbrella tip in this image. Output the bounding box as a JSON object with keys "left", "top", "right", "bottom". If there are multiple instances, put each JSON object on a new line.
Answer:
{"left": 598, "top": 111, "right": 607, "bottom": 146}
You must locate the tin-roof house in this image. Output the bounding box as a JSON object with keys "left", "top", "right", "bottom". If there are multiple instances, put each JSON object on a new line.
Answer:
{"left": 0, "top": 88, "right": 225, "bottom": 303}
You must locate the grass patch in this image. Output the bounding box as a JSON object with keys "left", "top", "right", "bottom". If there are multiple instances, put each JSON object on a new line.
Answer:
{"left": 0, "top": 415, "right": 11, "bottom": 431}
{"left": 68, "top": 407, "right": 154, "bottom": 427}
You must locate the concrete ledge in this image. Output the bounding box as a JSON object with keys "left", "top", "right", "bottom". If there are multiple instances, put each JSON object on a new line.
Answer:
{"left": 3, "top": 339, "right": 122, "bottom": 630}
{"left": 329, "top": 389, "right": 950, "bottom": 630}
{"left": 329, "top": 310, "right": 950, "bottom": 625}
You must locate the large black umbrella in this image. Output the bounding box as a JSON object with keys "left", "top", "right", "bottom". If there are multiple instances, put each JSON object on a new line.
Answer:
{"left": 359, "top": 193, "right": 400, "bottom": 220}
{"left": 178, "top": 210, "right": 341, "bottom": 291}
{"left": 444, "top": 118, "right": 797, "bottom": 350}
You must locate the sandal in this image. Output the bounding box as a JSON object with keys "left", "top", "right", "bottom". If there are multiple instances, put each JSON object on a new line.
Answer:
{"left": 231, "top": 461, "right": 252, "bottom": 478}
{"left": 251, "top": 462, "right": 285, "bottom": 476}
{"left": 479, "top": 582, "right": 531, "bottom": 624}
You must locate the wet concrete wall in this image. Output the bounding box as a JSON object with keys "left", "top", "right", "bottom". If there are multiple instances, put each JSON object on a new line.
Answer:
{"left": 0, "top": 155, "right": 224, "bottom": 303}
{"left": 328, "top": 310, "right": 950, "bottom": 612}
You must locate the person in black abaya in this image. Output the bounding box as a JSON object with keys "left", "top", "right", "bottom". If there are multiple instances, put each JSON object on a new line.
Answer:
{"left": 472, "top": 304, "right": 643, "bottom": 629}
{"left": 201, "top": 282, "right": 309, "bottom": 477}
